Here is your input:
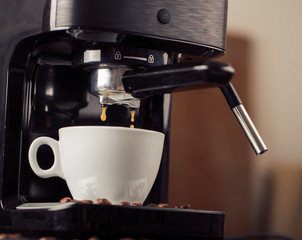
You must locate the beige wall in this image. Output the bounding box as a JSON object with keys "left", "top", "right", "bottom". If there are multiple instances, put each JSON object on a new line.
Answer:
{"left": 228, "top": 0, "right": 302, "bottom": 237}
{"left": 169, "top": 35, "right": 253, "bottom": 236}
{"left": 228, "top": 0, "right": 302, "bottom": 164}
{"left": 168, "top": 2, "right": 302, "bottom": 238}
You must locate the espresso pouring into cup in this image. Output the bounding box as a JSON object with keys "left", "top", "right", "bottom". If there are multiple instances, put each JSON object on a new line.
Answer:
{"left": 28, "top": 126, "right": 165, "bottom": 204}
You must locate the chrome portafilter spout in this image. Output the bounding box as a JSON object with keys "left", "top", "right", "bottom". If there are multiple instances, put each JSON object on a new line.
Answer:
{"left": 89, "top": 64, "right": 140, "bottom": 109}
{"left": 220, "top": 83, "right": 268, "bottom": 155}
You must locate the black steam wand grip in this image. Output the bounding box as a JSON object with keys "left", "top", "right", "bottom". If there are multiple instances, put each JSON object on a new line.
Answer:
{"left": 122, "top": 61, "right": 234, "bottom": 98}
{"left": 220, "top": 83, "right": 268, "bottom": 155}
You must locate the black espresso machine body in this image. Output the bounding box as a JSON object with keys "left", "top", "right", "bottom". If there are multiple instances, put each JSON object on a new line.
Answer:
{"left": 0, "top": 0, "right": 265, "bottom": 239}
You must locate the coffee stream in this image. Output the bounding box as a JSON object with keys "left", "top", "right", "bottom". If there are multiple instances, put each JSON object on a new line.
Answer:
{"left": 130, "top": 109, "right": 135, "bottom": 128}
{"left": 100, "top": 105, "right": 108, "bottom": 121}
{"left": 100, "top": 106, "right": 136, "bottom": 128}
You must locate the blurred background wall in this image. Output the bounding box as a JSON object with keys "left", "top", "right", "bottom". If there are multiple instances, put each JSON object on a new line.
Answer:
{"left": 168, "top": 0, "right": 302, "bottom": 239}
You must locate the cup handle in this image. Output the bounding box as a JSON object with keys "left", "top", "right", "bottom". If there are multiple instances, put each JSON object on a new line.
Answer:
{"left": 28, "top": 137, "right": 64, "bottom": 179}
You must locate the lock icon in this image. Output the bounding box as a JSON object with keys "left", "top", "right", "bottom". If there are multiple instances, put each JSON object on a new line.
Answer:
{"left": 148, "top": 54, "right": 155, "bottom": 64}
{"left": 114, "top": 51, "right": 122, "bottom": 60}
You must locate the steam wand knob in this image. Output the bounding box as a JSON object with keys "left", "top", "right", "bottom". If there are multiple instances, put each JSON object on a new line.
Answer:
{"left": 220, "top": 83, "right": 268, "bottom": 155}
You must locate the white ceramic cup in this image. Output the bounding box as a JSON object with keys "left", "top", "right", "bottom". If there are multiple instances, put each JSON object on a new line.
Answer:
{"left": 28, "top": 126, "right": 165, "bottom": 204}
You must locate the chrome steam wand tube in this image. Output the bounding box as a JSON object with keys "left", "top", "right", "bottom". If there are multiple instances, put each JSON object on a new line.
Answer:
{"left": 220, "top": 83, "right": 268, "bottom": 155}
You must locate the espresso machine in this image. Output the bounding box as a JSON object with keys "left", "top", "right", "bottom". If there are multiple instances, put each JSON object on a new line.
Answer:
{"left": 0, "top": 0, "right": 267, "bottom": 239}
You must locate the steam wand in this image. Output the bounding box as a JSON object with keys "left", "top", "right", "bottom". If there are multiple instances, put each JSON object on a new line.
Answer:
{"left": 220, "top": 83, "right": 267, "bottom": 155}
{"left": 122, "top": 61, "right": 268, "bottom": 155}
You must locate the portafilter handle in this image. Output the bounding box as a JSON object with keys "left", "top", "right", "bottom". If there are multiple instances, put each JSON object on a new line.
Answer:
{"left": 220, "top": 83, "right": 268, "bottom": 155}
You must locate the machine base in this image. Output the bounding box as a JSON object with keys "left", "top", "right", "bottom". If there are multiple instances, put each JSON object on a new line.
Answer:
{"left": 8, "top": 203, "right": 225, "bottom": 239}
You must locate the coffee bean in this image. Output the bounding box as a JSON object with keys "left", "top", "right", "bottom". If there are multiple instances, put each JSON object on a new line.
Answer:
{"left": 80, "top": 200, "right": 93, "bottom": 204}
{"left": 119, "top": 201, "right": 130, "bottom": 206}
{"left": 174, "top": 204, "right": 191, "bottom": 209}
{"left": 131, "top": 203, "right": 143, "bottom": 207}
{"left": 39, "top": 237, "right": 56, "bottom": 240}
{"left": 157, "top": 203, "right": 169, "bottom": 208}
{"left": 0, "top": 233, "right": 22, "bottom": 239}
{"left": 60, "top": 197, "right": 72, "bottom": 203}
{"left": 96, "top": 198, "right": 112, "bottom": 205}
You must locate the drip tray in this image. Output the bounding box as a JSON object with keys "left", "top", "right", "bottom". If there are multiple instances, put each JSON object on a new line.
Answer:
{"left": 12, "top": 203, "right": 225, "bottom": 239}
